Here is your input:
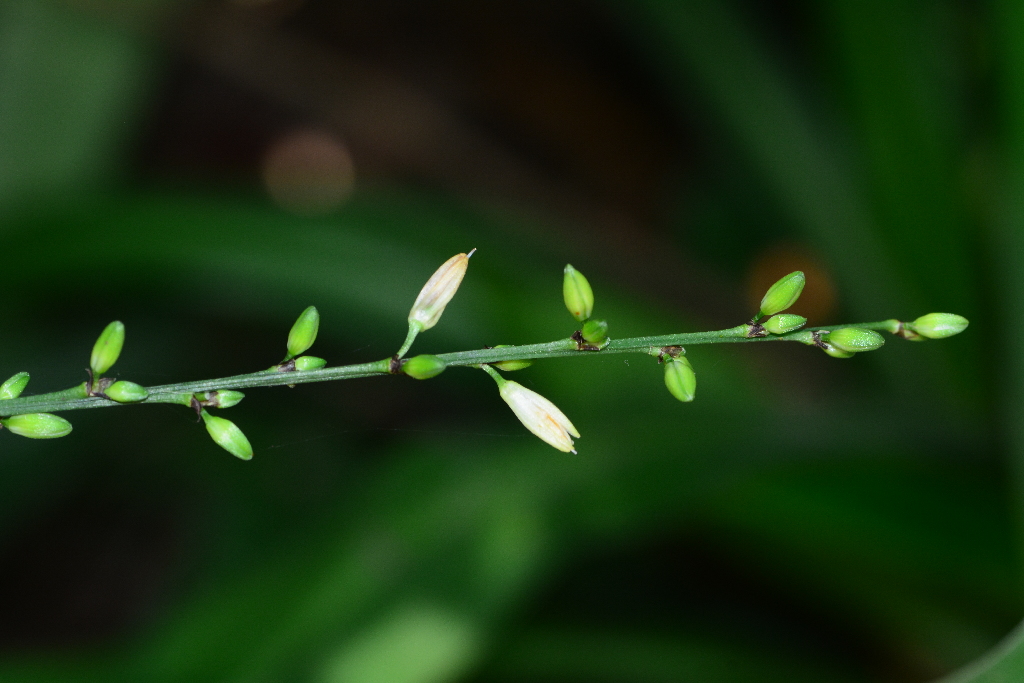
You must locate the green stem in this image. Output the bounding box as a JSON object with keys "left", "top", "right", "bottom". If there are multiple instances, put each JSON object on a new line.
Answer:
{"left": 0, "top": 321, "right": 900, "bottom": 417}
{"left": 395, "top": 322, "right": 421, "bottom": 359}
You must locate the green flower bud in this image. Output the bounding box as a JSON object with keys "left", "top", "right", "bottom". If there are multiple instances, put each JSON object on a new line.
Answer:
{"left": 758, "top": 271, "right": 805, "bottom": 318}
{"left": 581, "top": 319, "right": 609, "bottom": 345}
{"left": 822, "top": 345, "right": 855, "bottom": 359}
{"left": 493, "top": 359, "right": 533, "bottom": 371}
{"left": 285, "top": 306, "right": 320, "bottom": 360}
{"left": 196, "top": 390, "right": 245, "bottom": 409}
{"left": 908, "top": 313, "right": 969, "bottom": 339}
{"left": 563, "top": 264, "right": 594, "bottom": 322}
{"left": 90, "top": 321, "right": 125, "bottom": 375}
{"left": 491, "top": 346, "right": 533, "bottom": 371}
{"left": 828, "top": 328, "right": 885, "bottom": 353}
{"left": 402, "top": 354, "right": 447, "bottom": 379}
{"left": 104, "top": 381, "right": 149, "bottom": 403}
{"left": 763, "top": 314, "right": 807, "bottom": 335}
{"left": 201, "top": 410, "right": 253, "bottom": 460}
{"left": 0, "top": 372, "right": 30, "bottom": 400}
{"left": 1, "top": 413, "right": 72, "bottom": 439}
{"left": 664, "top": 356, "right": 696, "bottom": 403}
{"left": 293, "top": 355, "right": 327, "bottom": 371}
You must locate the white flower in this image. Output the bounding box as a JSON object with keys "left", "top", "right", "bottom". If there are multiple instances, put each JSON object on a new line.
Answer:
{"left": 498, "top": 380, "right": 580, "bottom": 453}
{"left": 408, "top": 250, "right": 474, "bottom": 331}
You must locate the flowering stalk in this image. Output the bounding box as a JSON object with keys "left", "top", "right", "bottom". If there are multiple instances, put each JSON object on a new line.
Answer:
{"left": 0, "top": 318, "right": 961, "bottom": 416}
{"left": 0, "top": 251, "right": 968, "bottom": 458}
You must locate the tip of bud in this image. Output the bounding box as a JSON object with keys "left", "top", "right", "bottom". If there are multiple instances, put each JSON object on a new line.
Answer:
{"left": 467, "top": 248, "right": 477, "bottom": 258}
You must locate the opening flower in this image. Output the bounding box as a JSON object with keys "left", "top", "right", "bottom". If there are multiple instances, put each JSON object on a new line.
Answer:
{"left": 408, "top": 250, "right": 474, "bottom": 332}
{"left": 495, "top": 376, "right": 580, "bottom": 453}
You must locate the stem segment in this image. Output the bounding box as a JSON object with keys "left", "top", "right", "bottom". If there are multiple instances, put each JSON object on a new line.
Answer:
{"left": 0, "top": 321, "right": 900, "bottom": 417}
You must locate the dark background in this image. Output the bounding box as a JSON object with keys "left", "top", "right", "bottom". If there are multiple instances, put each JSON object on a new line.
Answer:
{"left": 0, "top": 1, "right": 1015, "bottom": 681}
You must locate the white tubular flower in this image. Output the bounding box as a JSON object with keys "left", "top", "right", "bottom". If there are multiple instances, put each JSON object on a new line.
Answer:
{"left": 498, "top": 379, "right": 580, "bottom": 453}
{"left": 408, "top": 250, "right": 474, "bottom": 331}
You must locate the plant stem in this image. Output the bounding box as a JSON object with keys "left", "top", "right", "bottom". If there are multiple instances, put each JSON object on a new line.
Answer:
{"left": 0, "top": 320, "right": 899, "bottom": 417}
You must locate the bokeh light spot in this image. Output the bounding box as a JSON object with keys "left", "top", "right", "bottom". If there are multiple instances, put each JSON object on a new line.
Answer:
{"left": 262, "top": 129, "right": 355, "bottom": 216}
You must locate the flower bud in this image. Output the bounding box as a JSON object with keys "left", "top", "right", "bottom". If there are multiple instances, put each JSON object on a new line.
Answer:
{"left": 402, "top": 354, "right": 447, "bottom": 379}
{"left": 90, "top": 321, "right": 125, "bottom": 375}
{"left": 908, "top": 313, "right": 969, "bottom": 339}
{"left": 822, "top": 344, "right": 855, "bottom": 359}
{"left": 0, "top": 372, "right": 30, "bottom": 400}
{"left": 563, "top": 264, "right": 594, "bottom": 322}
{"left": 827, "top": 328, "right": 885, "bottom": 353}
{"left": 758, "top": 271, "right": 805, "bottom": 318}
{"left": 763, "top": 314, "right": 807, "bottom": 335}
{"left": 664, "top": 356, "right": 696, "bottom": 402}
{"left": 497, "top": 378, "right": 580, "bottom": 453}
{"left": 197, "top": 390, "right": 245, "bottom": 409}
{"left": 581, "top": 319, "right": 608, "bottom": 345}
{"left": 201, "top": 410, "right": 253, "bottom": 460}
{"left": 408, "top": 251, "right": 472, "bottom": 332}
{"left": 293, "top": 356, "right": 327, "bottom": 371}
{"left": 104, "top": 380, "right": 149, "bottom": 403}
{"left": 285, "top": 306, "right": 320, "bottom": 360}
{"left": 1, "top": 413, "right": 72, "bottom": 439}
{"left": 491, "top": 346, "right": 533, "bottom": 371}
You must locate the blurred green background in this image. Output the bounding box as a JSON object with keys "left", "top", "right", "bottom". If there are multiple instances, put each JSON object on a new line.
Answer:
{"left": 0, "top": 1, "right": 1018, "bottom": 681}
